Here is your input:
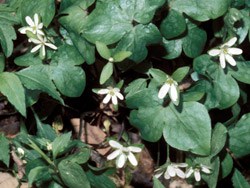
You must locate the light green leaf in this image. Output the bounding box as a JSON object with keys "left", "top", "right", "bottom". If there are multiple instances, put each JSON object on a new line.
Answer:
{"left": 229, "top": 61, "right": 250, "bottom": 84}
{"left": 0, "top": 53, "right": 4, "bottom": 72}
{"left": 229, "top": 113, "right": 250, "bottom": 158}
{"left": 52, "top": 132, "right": 71, "bottom": 159}
{"left": 28, "top": 166, "right": 51, "bottom": 187}
{"left": 171, "top": 66, "right": 190, "bottom": 82}
{"left": 153, "top": 177, "right": 165, "bottom": 188}
{"left": 96, "top": 41, "right": 111, "bottom": 60}
{"left": 232, "top": 169, "right": 250, "bottom": 188}
{"left": 14, "top": 53, "right": 42, "bottom": 67}
{"left": 125, "top": 78, "right": 147, "bottom": 98}
{"left": 0, "top": 72, "right": 26, "bottom": 116}
{"left": 160, "top": 9, "right": 186, "bottom": 39}
{"left": 148, "top": 68, "right": 167, "bottom": 84}
{"left": 66, "top": 148, "right": 90, "bottom": 164}
{"left": 0, "top": 134, "right": 9, "bottom": 167}
{"left": 16, "top": 67, "right": 64, "bottom": 104}
{"left": 113, "top": 51, "right": 132, "bottom": 62}
{"left": 20, "top": 0, "right": 55, "bottom": 27}
{"left": 162, "top": 38, "right": 182, "bottom": 60}
{"left": 100, "top": 62, "right": 113, "bottom": 85}
{"left": 0, "top": 23, "right": 16, "bottom": 57}
{"left": 221, "top": 153, "right": 233, "bottom": 178}
{"left": 59, "top": 160, "right": 90, "bottom": 188}
{"left": 170, "top": 0, "right": 231, "bottom": 22}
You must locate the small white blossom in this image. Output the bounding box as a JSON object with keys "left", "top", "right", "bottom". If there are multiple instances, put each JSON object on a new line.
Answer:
{"left": 18, "top": 13, "right": 44, "bottom": 35}
{"left": 29, "top": 34, "right": 57, "bottom": 57}
{"left": 107, "top": 140, "right": 142, "bottom": 168}
{"left": 17, "top": 147, "right": 25, "bottom": 158}
{"left": 155, "top": 163, "right": 188, "bottom": 180}
{"left": 98, "top": 87, "right": 124, "bottom": 105}
{"left": 208, "top": 37, "right": 242, "bottom": 69}
{"left": 185, "top": 164, "right": 211, "bottom": 182}
{"left": 158, "top": 77, "right": 179, "bottom": 105}
{"left": 46, "top": 142, "right": 53, "bottom": 151}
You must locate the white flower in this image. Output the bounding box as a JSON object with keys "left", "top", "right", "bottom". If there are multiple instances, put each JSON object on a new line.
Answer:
{"left": 185, "top": 164, "right": 211, "bottom": 182}
{"left": 18, "top": 13, "right": 44, "bottom": 35}
{"left": 29, "top": 34, "right": 57, "bottom": 57}
{"left": 155, "top": 163, "right": 188, "bottom": 179}
{"left": 107, "top": 140, "right": 142, "bottom": 168}
{"left": 98, "top": 87, "right": 124, "bottom": 105}
{"left": 46, "top": 142, "right": 53, "bottom": 151}
{"left": 158, "top": 77, "right": 179, "bottom": 105}
{"left": 17, "top": 147, "right": 25, "bottom": 158}
{"left": 208, "top": 37, "right": 242, "bottom": 69}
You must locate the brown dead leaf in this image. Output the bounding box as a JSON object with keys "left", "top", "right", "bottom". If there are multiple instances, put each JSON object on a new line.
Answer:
{"left": 0, "top": 172, "right": 28, "bottom": 188}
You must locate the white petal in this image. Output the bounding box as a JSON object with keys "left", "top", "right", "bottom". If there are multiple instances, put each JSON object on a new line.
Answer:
{"left": 225, "top": 54, "right": 236, "bottom": 66}
{"left": 201, "top": 166, "right": 211, "bottom": 174}
{"left": 167, "top": 165, "right": 176, "bottom": 177}
{"left": 158, "top": 83, "right": 170, "bottom": 99}
{"left": 25, "top": 16, "right": 34, "bottom": 26}
{"left": 103, "top": 94, "right": 111, "bottom": 104}
{"left": 109, "top": 140, "right": 123, "bottom": 149}
{"left": 37, "top": 29, "right": 45, "bottom": 36}
{"left": 98, "top": 89, "right": 109, "bottom": 94}
{"left": 41, "top": 45, "right": 46, "bottom": 57}
{"left": 154, "top": 171, "right": 163, "bottom": 179}
{"left": 38, "top": 23, "right": 43, "bottom": 29}
{"left": 116, "top": 153, "right": 126, "bottom": 168}
{"left": 18, "top": 27, "right": 28, "bottom": 34}
{"left": 185, "top": 168, "right": 194, "bottom": 178}
{"left": 111, "top": 95, "right": 118, "bottom": 105}
{"left": 175, "top": 168, "right": 186, "bottom": 179}
{"left": 194, "top": 170, "right": 201, "bottom": 181}
{"left": 30, "top": 44, "right": 41, "bottom": 53}
{"left": 175, "top": 163, "right": 188, "bottom": 168}
{"left": 34, "top": 13, "right": 39, "bottom": 26}
{"left": 164, "top": 170, "right": 171, "bottom": 179}
{"left": 169, "top": 84, "right": 179, "bottom": 105}
{"left": 224, "top": 37, "right": 237, "bottom": 47}
{"left": 127, "top": 152, "right": 138, "bottom": 166}
{"left": 115, "top": 92, "right": 124, "bottom": 100}
{"left": 107, "top": 150, "right": 121, "bottom": 160}
{"left": 219, "top": 53, "right": 226, "bottom": 69}
{"left": 228, "top": 48, "right": 242, "bottom": 55}
{"left": 45, "top": 42, "right": 57, "bottom": 50}
{"left": 208, "top": 49, "right": 221, "bottom": 56}
{"left": 29, "top": 38, "right": 41, "bottom": 44}
{"left": 128, "top": 146, "right": 142, "bottom": 153}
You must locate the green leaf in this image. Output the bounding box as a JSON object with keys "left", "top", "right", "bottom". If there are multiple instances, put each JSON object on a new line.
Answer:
{"left": 229, "top": 61, "right": 250, "bottom": 84}
{"left": 0, "top": 53, "right": 5, "bottom": 72}
{"left": 14, "top": 53, "right": 42, "bottom": 66}
{"left": 160, "top": 10, "right": 186, "bottom": 39}
{"left": 20, "top": 0, "right": 55, "bottom": 27}
{"left": 58, "top": 160, "right": 90, "bottom": 188}
{"left": 171, "top": 66, "right": 190, "bottom": 82}
{"left": 28, "top": 166, "right": 51, "bottom": 187}
{"left": 16, "top": 67, "right": 64, "bottom": 104}
{"left": 194, "top": 55, "right": 240, "bottom": 110}
{"left": 66, "top": 148, "right": 90, "bottom": 164}
{"left": 96, "top": 41, "right": 111, "bottom": 60}
{"left": 229, "top": 113, "right": 250, "bottom": 158}
{"left": 221, "top": 153, "right": 233, "bottom": 178}
{"left": 0, "top": 134, "right": 9, "bottom": 167}
{"left": 153, "top": 177, "right": 165, "bottom": 188}
{"left": 162, "top": 38, "right": 182, "bottom": 60}
{"left": 170, "top": 0, "right": 231, "bottom": 22}
{"left": 86, "top": 170, "right": 116, "bottom": 188}
{"left": 52, "top": 132, "right": 72, "bottom": 159}
{"left": 0, "top": 23, "right": 16, "bottom": 57}
{"left": 113, "top": 51, "right": 132, "bottom": 62}
{"left": 100, "top": 62, "right": 113, "bottom": 85}
{"left": 148, "top": 68, "right": 167, "bottom": 84}
{"left": 163, "top": 102, "right": 211, "bottom": 155}
{"left": 232, "top": 169, "right": 250, "bottom": 188}
{"left": 210, "top": 123, "right": 227, "bottom": 158}
{"left": 125, "top": 78, "right": 147, "bottom": 97}
{"left": 0, "top": 72, "right": 26, "bottom": 116}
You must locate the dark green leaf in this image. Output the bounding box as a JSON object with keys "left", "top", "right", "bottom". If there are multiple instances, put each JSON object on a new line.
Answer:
{"left": 100, "top": 62, "right": 113, "bottom": 85}
{"left": 0, "top": 53, "right": 5, "bottom": 72}
{"left": 66, "top": 148, "right": 90, "bottom": 164}
{"left": 125, "top": 78, "right": 147, "bottom": 97}
{"left": 162, "top": 38, "right": 182, "bottom": 60}
{"left": 52, "top": 132, "right": 71, "bottom": 159}
{"left": 0, "top": 134, "right": 9, "bottom": 167}
{"left": 86, "top": 170, "right": 116, "bottom": 188}
{"left": 14, "top": 53, "right": 42, "bottom": 66}
{"left": 153, "top": 177, "right": 165, "bottom": 188}
{"left": 28, "top": 166, "right": 51, "bottom": 186}
{"left": 221, "top": 153, "right": 233, "bottom": 178}
{"left": 0, "top": 23, "right": 16, "bottom": 57}
{"left": 232, "top": 169, "right": 250, "bottom": 188}
{"left": 0, "top": 72, "right": 26, "bottom": 116}
{"left": 229, "top": 61, "right": 250, "bottom": 84}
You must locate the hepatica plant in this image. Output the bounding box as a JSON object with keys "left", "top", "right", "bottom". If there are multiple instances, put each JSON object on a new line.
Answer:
{"left": 0, "top": 0, "right": 250, "bottom": 188}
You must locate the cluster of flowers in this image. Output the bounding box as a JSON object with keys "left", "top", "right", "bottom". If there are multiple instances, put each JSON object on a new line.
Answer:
{"left": 18, "top": 13, "right": 57, "bottom": 58}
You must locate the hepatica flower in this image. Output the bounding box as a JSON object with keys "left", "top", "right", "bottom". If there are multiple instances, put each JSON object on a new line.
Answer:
{"left": 208, "top": 37, "right": 242, "bottom": 69}
{"left": 29, "top": 35, "right": 57, "bottom": 57}
{"left": 158, "top": 76, "right": 179, "bottom": 105}
{"left": 19, "top": 13, "right": 44, "bottom": 35}
{"left": 185, "top": 164, "right": 211, "bottom": 182}
{"left": 155, "top": 163, "right": 188, "bottom": 180}
{"left": 98, "top": 87, "right": 124, "bottom": 105}
{"left": 107, "top": 140, "right": 142, "bottom": 168}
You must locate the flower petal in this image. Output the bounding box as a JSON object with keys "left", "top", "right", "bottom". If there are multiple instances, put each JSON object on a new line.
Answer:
{"left": 158, "top": 83, "right": 170, "bottom": 99}
{"left": 41, "top": 45, "right": 46, "bottom": 57}
{"left": 175, "top": 163, "right": 188, "bottom": 168}
{"left": 25, "top": 16, "right": 34, "bottom": 26}
{"left": 37, "top": 29, "right": 45, "bottom": 36}
{"left": 167, "top": 165, "right": 176, "bottom": 177}
{"left": 18, "top": 27, "right": 28, "bottom": 34}
{"left": 116, "top": 153, "right": 126, "bottom": 168}
{"left": 115, "top": 92, "right": 124, "bottom": 100}
{"left": 194, "top": 170, "right": 201, "bottom": 182}
{"left": 219, "top": 53, "right": 226, "bottom": 69}
{"left": 185, "top": 168, "right": 194, "bottom": 178}
{"left": 103, "top": 94, "right": 111, "bottom": 104}
{"left": 208, "top": 49, "right": 221, "bottom": 56}
{"left": 164, "top": 170, "right": 171, "bottom": 179}
{"left": 98, "top": 89, "right": 109, "bottom": 94}
{"left": 169, "top": 84, "right": 179, "bottom": 105}
{"left": 34, "top": 13, "right": 39, "bottom": 26}
{"left": 175, "top": 168, "right": 186, "bottom": 179}
{"left": 154, "top": 170, "right": 163, "bottom": 179}
{"left": 45, "top": 42, "right": 57, "bottom": 50}
{"left": 225, "top": 54, "right": 236, "bottom": 66}
{"left": 109, "top": 140, "right": 123, "bottom": 149}
{"left": 201, "top": 165, "right": 211, "bottom": 174}
{"left": 228, "top": 48, "right": 242, "bottom": 55}
{"left": 111, "top": 95, "right": 118, "bottom": 105}
{"left": 30, "top": 44, "right": 41, "bottom": 53}
{"left": 107, "top": 150, "right": 120, "bottom": 160}
{"left": 38, "top": 23, "right": 43, "bottom": 29}
{"left": 128, "top": 146, "right": 142, "bottom": 153}
{"left": 127, "top": 152, "right": 138, "bottom": 166}
{"left": 224, "top": 37, "right": 237, "bottom": 47}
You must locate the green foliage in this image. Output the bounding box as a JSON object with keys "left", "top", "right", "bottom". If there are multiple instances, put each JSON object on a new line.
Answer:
{"left": 232, "top": 169, "right": 250, "bottom": 188}
{"left": 0, "top": 134, "right": 9, "bottom": 167}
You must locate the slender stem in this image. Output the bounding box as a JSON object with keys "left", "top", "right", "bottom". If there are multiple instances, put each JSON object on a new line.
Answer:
{"left": 166, "top": 143, "right": 170, "bottom": 163}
